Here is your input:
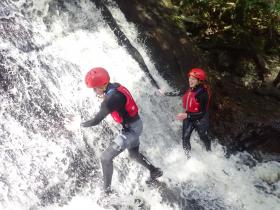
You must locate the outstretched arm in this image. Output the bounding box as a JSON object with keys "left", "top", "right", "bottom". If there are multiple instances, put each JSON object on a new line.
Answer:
{"left": 80, "top": 102, "right": 110, "bottom": 127}
{"left": 159, "top": 87, "right": 186, "bottom": 97}
{"left": 80, "top": 91, "right": 126, "bottom": 127}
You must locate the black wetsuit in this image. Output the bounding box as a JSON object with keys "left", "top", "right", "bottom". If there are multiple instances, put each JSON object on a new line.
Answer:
{"left": 165, "top": 85, "right": 211, "bottom": 152}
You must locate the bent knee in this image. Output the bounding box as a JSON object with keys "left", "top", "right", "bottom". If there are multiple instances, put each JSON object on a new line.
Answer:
{"left": 129, "top": 152, "right": 138, "bottom": 159}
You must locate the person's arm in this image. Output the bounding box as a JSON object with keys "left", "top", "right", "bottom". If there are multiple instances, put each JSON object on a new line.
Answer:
{"left": 81, "top": 91, "right": 126, "bottom": 127}
{"left": 164, "top": 89, "right": 184, "bottom": 96}
{"left": 160, "top": 87, "right": 186, "bottom": 97}
{"left": 187, "top": 91, "right": 209, "bottom": 121}
{"left": 80, "top": 100, "right": 110, "bottom": 127}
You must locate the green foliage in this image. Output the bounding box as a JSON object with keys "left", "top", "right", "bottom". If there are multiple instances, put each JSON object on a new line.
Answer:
{"left": 167, "top": 0, "right": 280, "bottom": 53}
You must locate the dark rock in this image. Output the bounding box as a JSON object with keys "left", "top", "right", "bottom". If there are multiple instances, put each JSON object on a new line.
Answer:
{"left": 233, "top": 122, "right": 280, "bottom": 154}
{"left": 115, "top": 0, "right": 205, "bottom": 88}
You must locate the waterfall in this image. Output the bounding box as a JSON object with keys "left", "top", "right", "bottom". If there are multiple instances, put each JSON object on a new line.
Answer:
{"left": 0, "top": 0, "right": 279, "bottom": 209}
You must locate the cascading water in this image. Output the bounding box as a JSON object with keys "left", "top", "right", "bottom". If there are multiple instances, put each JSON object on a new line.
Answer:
{"left": 0, "top": 0, "right": 279, "bottom": 209}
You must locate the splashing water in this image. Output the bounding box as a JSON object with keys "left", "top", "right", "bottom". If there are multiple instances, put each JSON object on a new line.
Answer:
{"left": 0, "top": 0, "right": 279, "bottom": 210}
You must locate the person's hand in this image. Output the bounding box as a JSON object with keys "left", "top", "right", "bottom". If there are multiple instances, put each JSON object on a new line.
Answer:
{"left": 80, "top": 121, "right": 89, "bottom": 127}
{"left": 64, "top": 114, "right": 81, "bottom": 131}
{"left": 156, "top": 89, "right": 165, "bottom": 96}
{"left": 176, "top": 113, "right": 188, "bottom": 120}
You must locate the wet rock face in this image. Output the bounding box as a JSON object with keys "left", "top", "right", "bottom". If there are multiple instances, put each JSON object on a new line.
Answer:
{"left": 233, "top": 122, "right": 280, "bottom": 154}
{"left": 210, "top": 78, "right": 280, "bottom": 155}
{"left": 115, "top": 0, "right": 204, "bottom": 88}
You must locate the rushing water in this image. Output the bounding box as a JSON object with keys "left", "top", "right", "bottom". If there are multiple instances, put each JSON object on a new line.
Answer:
{"left": 0, "top": 0, "right": 279, "bottom": 209}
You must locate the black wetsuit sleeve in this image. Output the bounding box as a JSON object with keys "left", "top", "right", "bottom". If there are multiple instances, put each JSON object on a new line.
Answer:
{"left": 80, "top": 92, "right": 126, "bottom": 127}
{"left": 80, "top": 101, "right": 111, "bottom": 127}
{"left": 187, "top": 91, "right": 209, "bottom": 121}
{"left": 164, "top": 88, "right": 185, "bottom": 96}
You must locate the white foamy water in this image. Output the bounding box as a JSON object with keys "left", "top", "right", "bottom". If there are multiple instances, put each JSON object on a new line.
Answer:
{"left": 0, "top": 0, "right": 279, "bottom": 209}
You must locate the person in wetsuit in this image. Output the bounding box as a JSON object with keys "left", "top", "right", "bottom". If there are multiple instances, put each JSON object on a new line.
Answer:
{"left": 160, "top": 68, "right": 211, "bottom": 157}
{"left": 80, "top": 67, "right": 162, "bottom": 194}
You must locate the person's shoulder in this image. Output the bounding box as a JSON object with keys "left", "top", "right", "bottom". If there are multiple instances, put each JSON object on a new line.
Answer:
{"left": 107, "top": 89, "right": 126, "bottom": 104}
{"left": 195, "top": 86, "right": 208, "bottom": 98}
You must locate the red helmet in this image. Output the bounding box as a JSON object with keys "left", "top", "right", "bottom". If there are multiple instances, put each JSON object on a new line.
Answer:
{"left": 188, "top": 68, "right": 206, "bottom": 81}
{"left": 85, "top": 67, "right": 110, "bottom": 88}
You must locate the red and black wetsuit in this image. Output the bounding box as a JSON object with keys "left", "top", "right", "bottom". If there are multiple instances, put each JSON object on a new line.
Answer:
{"left": 182, "top": 85, "right": 211, "bottom": 151}
{"left": 166, "top": 84, "right": 211, "bottom": 152}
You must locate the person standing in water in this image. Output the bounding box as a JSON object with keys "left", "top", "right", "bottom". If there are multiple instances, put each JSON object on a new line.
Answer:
{"left": 80, "top": 67, "right": 162, "bottom": 194}
{"left": 160, "top": 68, "right": 211, "bottom": 157}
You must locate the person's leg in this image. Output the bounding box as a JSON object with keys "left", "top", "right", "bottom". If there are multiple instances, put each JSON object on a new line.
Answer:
{"left": 128, "top": 146, "right": 154, "bottom": 170}
{"left": 198, "top": 130, "right": 211, "bottom": 151}
{"left": 182, "top": 119, "right": 195, "bottom": 153}
{"left": 124, "top": 119, "right": 162, "bottom": 180}
{"left": 100, "top": 142, "right": 123, "bottom": 193}
{"left": 195, "top": 113, "right": 211, "bottom": 151}
{"left": 128, "top": 146, "right": 163, "bottom": 180}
